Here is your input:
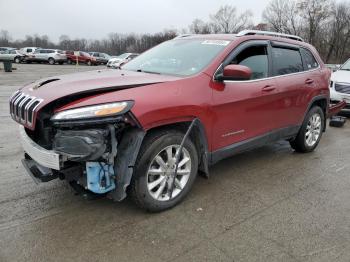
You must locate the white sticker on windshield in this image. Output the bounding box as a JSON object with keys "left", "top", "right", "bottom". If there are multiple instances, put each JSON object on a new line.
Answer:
{"left": 201, "top": 40, "right": 230, "bottom": 46}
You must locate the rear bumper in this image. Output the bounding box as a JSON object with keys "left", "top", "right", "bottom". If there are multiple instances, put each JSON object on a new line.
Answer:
{"left": 19, "top": 125, "right": 62, "bottom": 170}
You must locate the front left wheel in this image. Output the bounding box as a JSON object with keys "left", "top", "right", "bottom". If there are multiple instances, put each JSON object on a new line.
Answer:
{"left": 130, "top": 130, "right": 198, "bottom": 212}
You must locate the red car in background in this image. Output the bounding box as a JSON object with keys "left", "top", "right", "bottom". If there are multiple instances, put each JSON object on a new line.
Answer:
{"left": 66, "top": 51, "right": 97, "bottom": 65}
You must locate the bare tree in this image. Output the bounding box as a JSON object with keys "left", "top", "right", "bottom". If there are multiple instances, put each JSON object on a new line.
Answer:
{"left": 297, "top": 0, "right": 332, "bottom": 45}
{"left": 189, "top": 19, "right": 211, "bottom": 34}
{"left": 262, "top": 0, "right": 302, "bottom": 35}
{"left": 325, "top": 1, "right": 350, "bottom": 62}
{"left": 0, "top": 30, "right": 11, "bottom": 46}
{"left": 209, "top": 5, "right": 253, "bottom": 33}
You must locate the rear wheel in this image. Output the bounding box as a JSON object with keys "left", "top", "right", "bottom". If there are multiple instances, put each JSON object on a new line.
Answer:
{"left": 48, "top": 58, "right": 55, "bottom": 65}
{"left": 14, "top": 56, "right": 21, "bottom": 63}
{"left": 130, "top": 130, "right": 198, "bottom": 212}
{"left": 290, "top": 106, "right": 324, "bottom": 152}
{"left": 87, "top": 60, "right": 92, "bottom": 66}
{"left": 67, "top": 59, "right": 72, "bottom": 64}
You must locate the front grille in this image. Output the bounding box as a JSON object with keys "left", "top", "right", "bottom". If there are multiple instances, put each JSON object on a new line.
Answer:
{"left": 335, "top": 83, "right": 350, "bottom": 94}
{"left": 9, "top": 91, "right": 43, "bottom": 127}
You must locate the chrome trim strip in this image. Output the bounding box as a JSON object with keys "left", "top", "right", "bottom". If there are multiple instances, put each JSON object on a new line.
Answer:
{"left": 213, "top": 65, "right": 321, "bottom": 83}
{"left": 19, "top": 125, "right": 61, "bottom": 170}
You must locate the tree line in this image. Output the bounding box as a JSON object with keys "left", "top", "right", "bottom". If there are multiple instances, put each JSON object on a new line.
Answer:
{"left": 1, "top": 0, "right": 349, "bottom": 63}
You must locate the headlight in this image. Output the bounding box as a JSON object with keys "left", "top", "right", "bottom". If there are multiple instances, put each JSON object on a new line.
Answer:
{"left": 51, "top": 101, "right": 133, "bottom": 121}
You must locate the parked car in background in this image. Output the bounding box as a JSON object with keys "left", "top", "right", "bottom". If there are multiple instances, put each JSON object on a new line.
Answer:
{"left": 89, "top": 52, "right": 111, "bottom": 65}
{"left": 66, "top": 51, "right": 97, "bottom": 65}
{"left": 25, "top": 49, "right": 67, "bottom": 65}
{"left": 19, "top": 47, "right": 39, "bottom": 55}
{"left": 0, "top": 49, "right": 26, "bottom": 63}
{"left": 0, "top": 47, "right": 16, "bottom": 53}
{"left": 325, "top": 64, "right": 341, "bottom": 72}
{"left": 330, "top": 59, "right": 350, "bottom": 111}
{"left": 9, "top": 30, "right": 345, "bottom": 211}
{"left": 107, "top": 53, "right": 138, "bottom": 68}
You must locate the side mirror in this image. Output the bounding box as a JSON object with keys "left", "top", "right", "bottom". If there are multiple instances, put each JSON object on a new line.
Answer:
{"left": 216, "top": 64, "right": 252, "bottom": 81}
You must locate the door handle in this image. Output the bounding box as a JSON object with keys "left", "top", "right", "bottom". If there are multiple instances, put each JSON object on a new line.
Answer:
{"left": 262, "top": 85, "right": 276, "bottom": 92}
{"left": 305, "top": 79, "right": 314, "bottom": 85}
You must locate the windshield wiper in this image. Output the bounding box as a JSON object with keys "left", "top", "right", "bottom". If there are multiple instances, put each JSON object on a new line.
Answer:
{"left": 136, "top": 69, "right": 161, "bottom": 74}
{"left": 340, "top": 69, "right": 350, "bottom": 71}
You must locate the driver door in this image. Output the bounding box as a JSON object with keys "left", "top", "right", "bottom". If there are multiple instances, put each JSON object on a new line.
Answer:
{"left": 211, "top": 41, "right": 278, "bottom": 151}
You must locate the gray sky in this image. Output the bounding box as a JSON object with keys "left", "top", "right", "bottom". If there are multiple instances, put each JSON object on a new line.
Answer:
{"left": 0, "top": 0, "right": 270, "bottom": 42}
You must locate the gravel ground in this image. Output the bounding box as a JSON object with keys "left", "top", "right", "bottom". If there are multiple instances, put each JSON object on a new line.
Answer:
{"left": 1, "top": 64, "right": 350, "bottom": 262}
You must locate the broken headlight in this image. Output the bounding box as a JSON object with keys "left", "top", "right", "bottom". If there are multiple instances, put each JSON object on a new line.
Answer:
{"left": 51, "top": 101, "right": 133, "bottom": 121}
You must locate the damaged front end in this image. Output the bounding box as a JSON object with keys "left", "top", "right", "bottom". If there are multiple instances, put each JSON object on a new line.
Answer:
{"left": 19, "top": 98, "right": 145, "bottom": 201}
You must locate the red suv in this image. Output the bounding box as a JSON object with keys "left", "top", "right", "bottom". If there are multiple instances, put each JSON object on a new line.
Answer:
{"left": 66, "top": 51, "right": 97, "bottom": 65}
{"left": 10, "top": 30, "right": 344, "bottom": 211}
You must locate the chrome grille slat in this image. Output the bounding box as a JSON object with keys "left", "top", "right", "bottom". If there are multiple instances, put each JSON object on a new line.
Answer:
{"left": 335, "top": 83, "right": 350, "bottom": 94}
{"left": 11, "top": 92, "right": 23, "bottom": 116}
{"left": 9, "top": 91, "right": 43, "bottom": 127}
{"left": 18, "top": 95, "right": 30, "bottom": 121}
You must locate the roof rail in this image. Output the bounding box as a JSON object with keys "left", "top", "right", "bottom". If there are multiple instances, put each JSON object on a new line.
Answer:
{"left": 237, "top": 30, "right": 304, "bottom": 42}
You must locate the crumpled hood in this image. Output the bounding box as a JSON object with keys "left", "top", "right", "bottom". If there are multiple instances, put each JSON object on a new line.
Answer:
{"left": 12, "top": 68, "right": 180, "bottom": 130}
{"left": 331, "top": 70, "right": 350, "bottom": 83}
{"left": 20, "top": 69, "right": 180, "bottom": 105}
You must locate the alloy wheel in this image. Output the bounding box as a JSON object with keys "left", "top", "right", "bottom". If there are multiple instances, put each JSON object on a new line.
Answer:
{"left": 146, "top": 145, "right": 191, "bottom": 201}
{"left": 305, "top": 113, "right": 322, "bottom": 147}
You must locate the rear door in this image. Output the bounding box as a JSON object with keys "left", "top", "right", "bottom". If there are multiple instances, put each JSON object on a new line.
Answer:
{"left": 212, "top": 41, "right": 279, "bottom": 150}
{"left": 269, "top": 43, "right": 309, "bottom": 129}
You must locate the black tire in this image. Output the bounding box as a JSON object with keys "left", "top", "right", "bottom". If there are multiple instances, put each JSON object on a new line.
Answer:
{"left": 48, "top": 58, "right": 55, "bottom": 65}
{"left": 129, "top": 130, "right": 198, "bottom": 212}
{"left": 289, "top": 106, "right": 325, "bottom": 153}
{"left": 67, "top": 59, "right": 72, "bottom": 64}
{"left": 14, "top": 56, "right": 21, "bottom": 63}
{"left": 87, "top": 60, "right": 92, "bottom": 66}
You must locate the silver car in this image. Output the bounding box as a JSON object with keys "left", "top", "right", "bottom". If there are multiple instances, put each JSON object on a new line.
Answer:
{"left": 0, "top": 49, "right": 25, "bottom": 63}
{"left": 107, "top": 53, "right": 139, "bottom": 68}
{"left": 26, "top": 49, "right": 67, "bottom": 65}
{"left": 0, "top": 47, "right": 16, "bottom": 53}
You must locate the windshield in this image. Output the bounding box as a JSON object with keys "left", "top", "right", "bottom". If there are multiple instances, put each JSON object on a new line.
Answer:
{"left": 122, "top": 39, "right": 230, "bottom": 76}
{"left": 340, "top": 59, "right": 350, "bottom": 71}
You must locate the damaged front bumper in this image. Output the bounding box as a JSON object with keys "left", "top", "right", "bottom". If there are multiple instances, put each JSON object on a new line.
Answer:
{"left": 19, "top": 123, "right": 145, "bottom": 201}
{"left": 19, "top": 125, "right": 63, "bottom": 170}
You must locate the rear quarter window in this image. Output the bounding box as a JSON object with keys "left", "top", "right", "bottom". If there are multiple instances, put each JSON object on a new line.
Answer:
{"left": 300, "top": 48, "right": 319, "bottom": 70}
{"left": 272, "top": 47, "right": 303, "bottom": 76}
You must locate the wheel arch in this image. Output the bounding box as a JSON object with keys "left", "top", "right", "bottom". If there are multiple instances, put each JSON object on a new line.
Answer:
{"left": 306, "top": 95, "right": 328, "bottom": 132}
{"left": 110, "top": 118, "right": 210, "bottom": 202}
{"left": 143, "top": 119, "right": 210, "bottom": 178}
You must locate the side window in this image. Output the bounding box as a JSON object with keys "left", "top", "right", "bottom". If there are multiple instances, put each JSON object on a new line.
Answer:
{"left": 230, "top": 45, "right": 268, "bottom": 80}
{"left": 27, "top": 48, "right": 32, "bottom": 53}
{"left": 272, "top": 47, "right": 303, "bottom": 76}
{"left": 300, "top": 48, "right": 318, "bottom": 70}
